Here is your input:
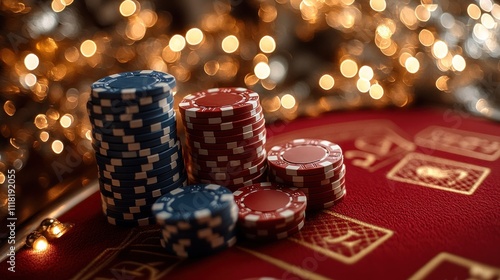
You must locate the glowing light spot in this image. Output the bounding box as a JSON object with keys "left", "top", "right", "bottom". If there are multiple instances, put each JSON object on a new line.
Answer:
{"left": 369, "top": 84, "right": 384, "bottom": 99}
{"left": 40, "top": 131, "right": 49, "bottom": 142}
{"left": 468, "top": 4, "right": 482, "bottom": 20}
{"left": 169, "top": 35, "right": 186, "bottom": 52}
{"left": 340, "top": 59, "right": 358, "bottom": 78}
{"left": 60, "top": 114, "right": 73, "bottom": 128}
{"left": 280, "top": 94, "right": 296, "bottom": 109}
{"left": 356, "top": 79, "right": 370, "bottom": 93}
{"left": 473, "top": 23, "right": 490, "bottom": 41}
{"left": 358, "top": 66, "right": 374, "bottom": 80}
{"left": 452, "top": 55, "right": 466, "bottom": 72}
{"left": 405, "top": 57, "right": 420, "bottom": 74}
{"left": 319, "top": 74, "right": 335, "bottom": 90}
{"left": 52, "top": 140, "right": 64, "bottom": 154}
{"left": 254, "top": 62, "right": 271, "bottom": 79}
{"left": 370, "top": 0, "right": 386, "bottom": 12}
{"left": 259, "top": 36, "right": 276, "bottom": 53}
{"left": 415, "top": 5, "right": 431, "bottom": 22}
{"left": 376, "top": 24, "right": 393, "bottom": 39}
{"left": 80, "top": 40, "right": 97, "bottom": 58}
{"left": 51, "top": 0, "right": 65, "bottom": 12}
{"left": 120, "top": 0, "right": 137, "bottom": 17}
{"left": 480, "top": 0, "right": 493, "bottom": 12}
{"left": 492, "top": 4, "right": 500, "bottom": 20}
{"left": 186, "top": 28, "right": 203, "bottom": 45}
{"left": 24, "top": 73, "right": 37, "bottom": 87}
{"left": 419, "top": 29, "right": 435, "bottom": 46}
{"left": 204, "top": 60, "right": 219, "bottom": 76}
{"left": 33, "top": 236, "right": 48, "bottom": 251}
{"left": 436, "top": 76, "right": 449, "bottom": 91}
{"left": 481, "top": 13, "right": 495, "bottom": 29}
{"left": 24, "top": 53, "right": 39, "bottom": 70}
{"left": 221, "top": 35, "right": 239, "bottom": 53}
{"left": 4, "top": 101, "right": 16, "bottom": 116}
{"left": 35, "top": 114, "right": 49, "bottom": 129}
{"left": 432, "top": 41, "right": 448, "bottom": 59}
{"left": 0, "top": 173, "right": 4, "bottom": 184}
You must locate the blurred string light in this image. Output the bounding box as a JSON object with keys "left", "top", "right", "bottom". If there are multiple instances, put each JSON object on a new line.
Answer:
{"left": 0, "top": 0, "right": 499, "bottom": 189}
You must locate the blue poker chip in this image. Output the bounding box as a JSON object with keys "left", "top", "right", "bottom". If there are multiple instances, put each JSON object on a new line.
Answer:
{"left": 93, "top": 130, "right": 177, "bottom": 151}
{"left": 152, "top": 184, "right": 234, "bottom": 225}
{"left": 102, "top": 204, "right": 154, "bottom": 220}
{"left": 97, "top": 151, "right": 182, "bottom": 173}
{"left": 91, "top": 115, "right": 176, "bottom": 136}
{"left": 101, "top": 200, "right": 155, "bottom": 214}
{"left": 161, "top": 205, "right": 238, "bottom": 240}
{"left": 90, "top": 110, "right": 175, "bottom": 129}
{"left": 94, "top": 140, "right": 182, "bottom": 166}
{"left": 89, "top": 89, "right": 174, "bottom": 109}
{"left": 93, "top": 137, "right": 177, "bottom": 158}
{"left": 98, "top": 168, "right": 186, "bottom": 188}
{"left": 88, "top": 102, "right": 174, "bottom": 122}
{"left": 98, "top": 160, "right": 185, "bottom": 180}
{"left": 93, "top": 125, "right": 176, "bottom": 144}
{"left": 106, "top": 215, "right": 156, "bottom": 227}
{"left": 101, "top": 173, "right": 188, "bottom": 196}
{"left": 159, "top": 232, "right": 237, "bottom": 258}
{"left": 91, "top": 70, "right": 176, "bottom": 100}
{"left": 88, "top": 96, "right": 172, "bottom": 115}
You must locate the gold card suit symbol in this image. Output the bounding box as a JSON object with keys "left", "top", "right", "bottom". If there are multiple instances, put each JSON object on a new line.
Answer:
{"left": 387, "top": 153, "right": 490, "bottom": 195}
{"left": 289, "top": 211, "right": 393, "bottom": 264}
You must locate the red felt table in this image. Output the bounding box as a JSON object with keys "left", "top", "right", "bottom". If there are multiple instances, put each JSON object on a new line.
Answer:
{"left": 2, "top": 107, "right": 500, "bottom": 280}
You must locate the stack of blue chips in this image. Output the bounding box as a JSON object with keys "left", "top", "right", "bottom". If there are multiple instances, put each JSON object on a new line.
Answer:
{"left": 87, "top": 70, "right": 187, "bottom": 227}
{"left": 152, "top": 184, "right": 238, "bottom": 257}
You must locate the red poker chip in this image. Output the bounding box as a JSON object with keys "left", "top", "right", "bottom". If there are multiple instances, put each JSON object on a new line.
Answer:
{"left": 192, "top": 155, "right": 267, "bottom": 178}
{"left": 234, "top": 182, "right": 307, "bottom": 227}
{"left": 296, "top": 176, "right": 346, "bottom": 195}
{"left": 192, "top": 149, "right": 267, "bottom": 169}
{"left": 217, "top": 172, "right": 267, "bottom": 193}
{"left": 186, "top": 124, "right": 267, "bottom": 144}
{"left": 242, "top": 219, "right": 305, "bottom": 241}
{"left": 193, "top": 153, "right": 266, "bottom": 173}
{"left": 188, "top": 129, "right": 266, "bottom": 149}
{"left": 306, "top": 189, "right": 346, "bottom": 211}
{"left": 179, "top": 87, "right": 260, "bottom": 118}
{"left": 185, "top": 117, "right": 265, "bottom": 138}
{"left": 238, "top": 211, "right": 305, "bottom": 231}
{"left": 270, "top": 163, "right": 345, "bottom": 183}
{"left": 195, "top": 164, "right": 267, "bottom": 186}
{"left": 188, "top": 138, "right": 266, "bottom": 157}
{"left": 183, "top": 108, "right": 263, "bottom": 131}
{"left": 267, "top": 139, "right": 343, "bottom": 176}
{"left": 182, "top": 105, "right": 263, "bottom": 124}
{"left": 188, "top": 145, "right": 266, "bottom": 161}
{"left": 306, "top": 181, "right": 346, "bottom": 201}
{"left": 270, "top": 164, "right": 346, "bottom": 188}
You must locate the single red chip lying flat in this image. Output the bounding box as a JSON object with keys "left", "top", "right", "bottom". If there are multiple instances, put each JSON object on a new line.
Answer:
{"left": 267, "top": 138, "right": 343, "bottom": 176}
{"left": 234, "top": 182, "right": 307, "bottom": 228}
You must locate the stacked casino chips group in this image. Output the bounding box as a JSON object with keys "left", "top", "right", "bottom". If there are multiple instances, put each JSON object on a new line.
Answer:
{"left": 234, "top": 182, "right": 307, "bottom": 241}
{"left": 152, "top": 184, "right": 238, "bottom": 257}
{"left": 87, "top": 70, "right": 187, "bottom": 226}
{"left": 267, "top": 139, "right": 346, "bottom": 210}
{"left": 179, "top": 88, "right": 267, "bottom": 191}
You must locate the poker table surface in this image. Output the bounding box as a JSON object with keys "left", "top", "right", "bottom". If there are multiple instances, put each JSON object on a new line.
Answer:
{"left": 2, "top": 107, "right": 499, "bottom": 280}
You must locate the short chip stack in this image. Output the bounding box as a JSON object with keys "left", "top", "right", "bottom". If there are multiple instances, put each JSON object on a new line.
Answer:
{"left": 152, "top": 184, "right": 238, "bottom": 258}
{"left": 267, "top": 139, "right": 346, "bottom": 210}
{"left": 179, "top": 88, "right": 267, "bottom": 191}
{"left": 234, "top": 182, "right": 307, "bottom": 241}
{"left": 87, "top": 70, "right": 187, "bottom": 226}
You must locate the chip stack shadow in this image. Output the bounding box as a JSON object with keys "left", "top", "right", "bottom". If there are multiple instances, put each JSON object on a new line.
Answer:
{"left": 87, "top": 70, "right": 187, "bottom": 227}
{"left": 179, "top": 88, "right": 267, "bottom": 192}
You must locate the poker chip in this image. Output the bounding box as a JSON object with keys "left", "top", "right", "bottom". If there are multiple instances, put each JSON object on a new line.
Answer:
{"left": 153, "top": 184, "right": 238, "bottom": 258}
{"left": 88, "top": 71, "right": 186, "bottom": 227}
{"left": 266, "top": 138, "right": 347, "bottom": 211}
{"left": 179, "top": 87, "right": 260, "bottom": 118}
{"left": 267, "top": 139, "right": 343, "bottom": 176}
{"left": 180, "top": 87, "right": 267, "bottom": 188}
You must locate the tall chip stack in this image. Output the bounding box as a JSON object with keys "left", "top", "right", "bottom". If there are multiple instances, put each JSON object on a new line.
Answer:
{"left": 267, "top": 138, "right": 346, "bottom": 210}
{"left": 179, "top": 88, "right": 267, "bottom": 191}
{"left": 87, "top": 70, "right": 187, "bottom": 227}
